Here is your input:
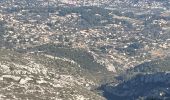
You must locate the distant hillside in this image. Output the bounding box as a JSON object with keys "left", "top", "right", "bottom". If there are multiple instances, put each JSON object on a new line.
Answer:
{"left": 125, "top": 57, "right": 170, "bottom": 79}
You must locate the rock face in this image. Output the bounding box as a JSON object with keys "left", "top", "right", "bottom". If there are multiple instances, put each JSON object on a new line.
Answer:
{"left": 0, "top": 49, "right": 105, "bottom": 100}
{"left": 99, "top": 72, "right": 170, "bottom": 100}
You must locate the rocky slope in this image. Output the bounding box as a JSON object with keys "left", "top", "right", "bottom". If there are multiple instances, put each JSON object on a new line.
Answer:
{"left": 0, "top": 49, "right": 106, "bottom": 100}
{"left": 99, "top": 72, "right": 170, "bottom": 100}
{"left": 99, "top": 57, "right": 170, "bottom": 100}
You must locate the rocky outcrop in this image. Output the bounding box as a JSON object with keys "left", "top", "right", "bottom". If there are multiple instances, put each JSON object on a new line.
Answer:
{"left": 99, "top": 72, "right": 170, "bottom": 100}
{"left": 0, "top": 49, "right": 105, "bottom": 100}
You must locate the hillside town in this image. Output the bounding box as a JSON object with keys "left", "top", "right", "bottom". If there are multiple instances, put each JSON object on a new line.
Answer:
{"left": 0, "top": 0, "right": 170, "bottom": 100}
{"left": 0, "top": 0, "right": 170, "bottom": 73}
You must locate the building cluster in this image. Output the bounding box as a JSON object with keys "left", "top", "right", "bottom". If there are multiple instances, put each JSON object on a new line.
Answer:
{"left": 0, "top": 0, "right": 170, "bottom": 72}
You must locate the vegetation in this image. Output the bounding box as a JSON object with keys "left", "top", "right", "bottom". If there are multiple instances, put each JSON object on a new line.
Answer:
{"left": 0, "top": 48, "right": 105, "bottom": 100}
{"left": 58, "top": 6, "right": 116, "bottom": 28}
{"left": 29, "top": 44, "right": 115, "bottom": 83}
